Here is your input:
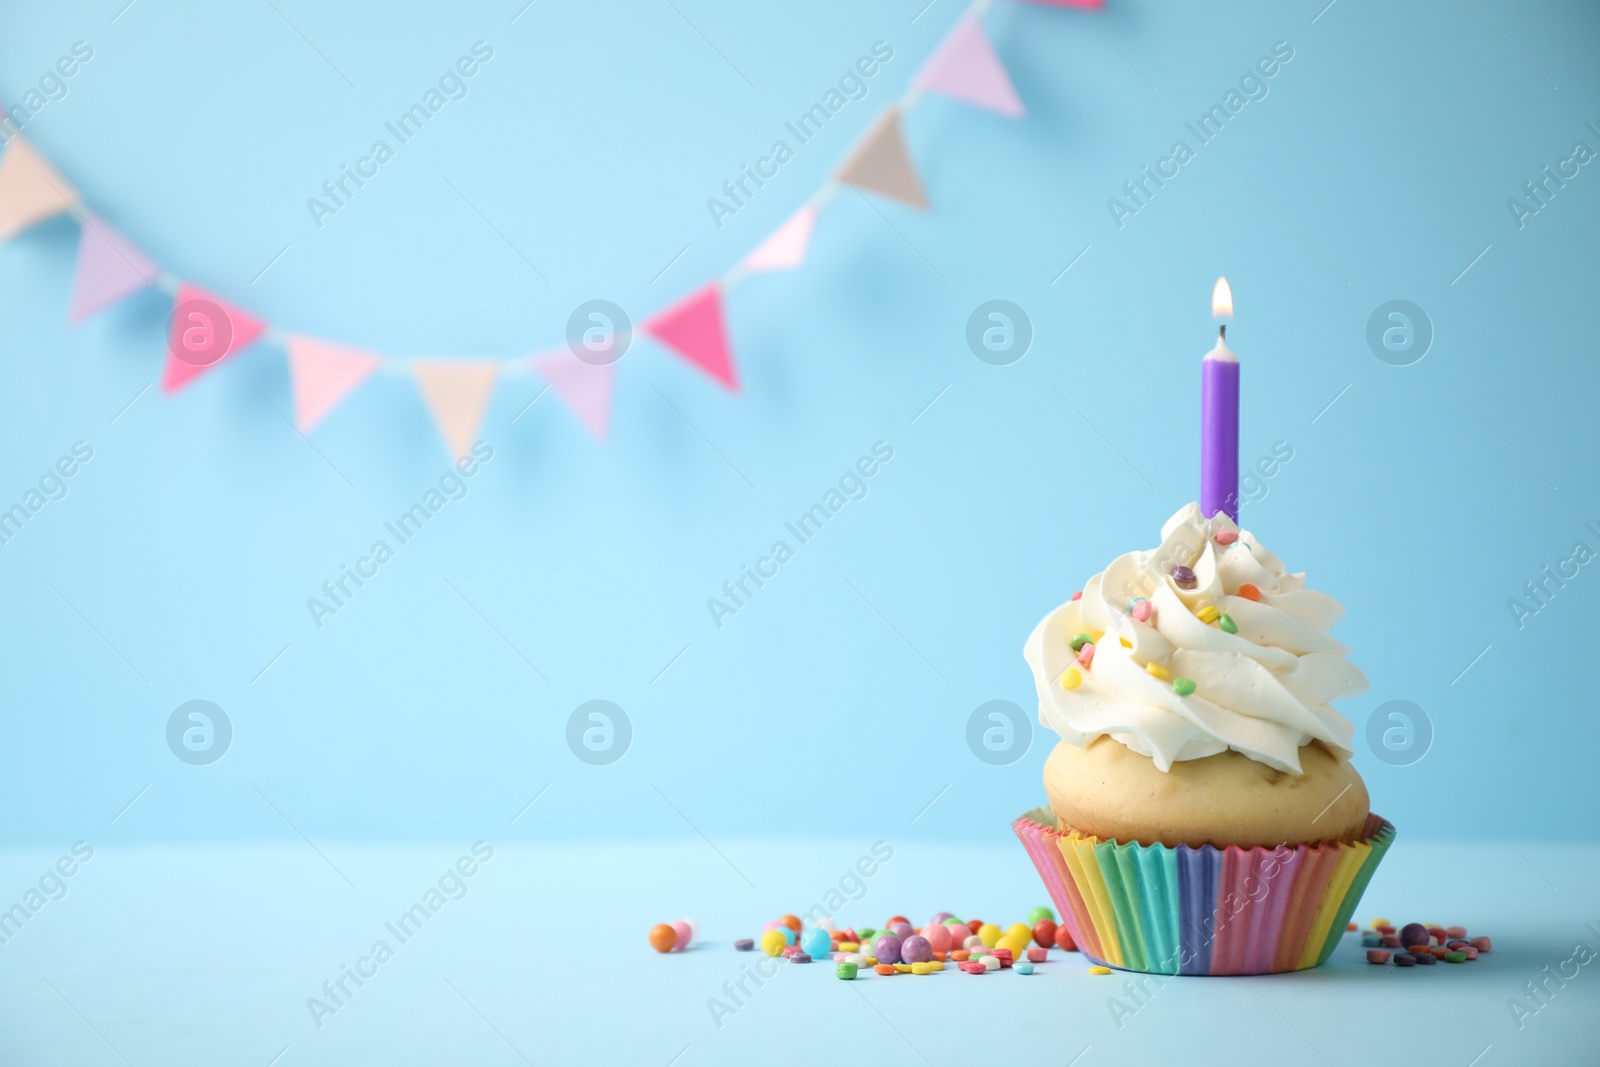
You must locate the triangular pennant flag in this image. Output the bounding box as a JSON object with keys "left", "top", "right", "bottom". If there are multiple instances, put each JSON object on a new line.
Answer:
{"left": 529, "top": 349, "right": 616, "bottom": 440}
{"left": 414, "top": 360, "right": 498, "bottom": 459}
{"left": 916, "top": 15, "right": 1025, "bottom": 117}
{"left": 743, "top": 204, "right": 818, "bottom": 273}
{"left": 0, "top": 135, "right": 79, "bottom": 240}
{"left": 286, "top": 336, "right": 382, "bottom": 431}
{"left": 69, "top": 215, "right": 159, "bottom": 323}
{"left": 161, "top": 283, "right": 267, "bottom": 394}
{"left": 642, "top": 283, "right": 739, "bottom": 392}
{"left": 834, "top": 108, "right": 928, "bottom": 209}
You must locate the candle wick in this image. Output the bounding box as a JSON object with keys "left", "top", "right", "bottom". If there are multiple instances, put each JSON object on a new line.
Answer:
{"left": 1218, "top": 324, "right": 1226, "bottom": 342}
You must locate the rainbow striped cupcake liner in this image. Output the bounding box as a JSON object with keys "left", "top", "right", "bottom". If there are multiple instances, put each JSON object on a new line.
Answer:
{"left": 1013, "top": 808, "right": 1395, "bottom": 975}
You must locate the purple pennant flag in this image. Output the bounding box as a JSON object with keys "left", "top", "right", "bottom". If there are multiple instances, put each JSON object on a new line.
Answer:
{"left": 69, "top": 215, "right": 159, "bottom": 323}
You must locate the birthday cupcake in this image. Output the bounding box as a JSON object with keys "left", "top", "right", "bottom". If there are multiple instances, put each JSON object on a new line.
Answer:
{"left": 1012, "top": 503, "right": 1395, "bottom": 976}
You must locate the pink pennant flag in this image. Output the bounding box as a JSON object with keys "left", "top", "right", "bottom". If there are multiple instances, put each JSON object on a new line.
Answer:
{"left": 743, "top": 204, "right": 818, "bottom": 273}
{"left": 69, "top": 215, "right": 159, "bottom": 323}
{"left": 834, "top": 108, "right": 928, "bottom": 209}
{"left": 642, "top": 283, "right": 739, "bottom": 392}
{"left": 529, "top": 349, "right": 616, "bottom": 440}
{"left": 286, "top": 336, "right": 382, "bottom": 431}
{"left": 0, "top": 135, "right": 79, "bottom": 240}
{"left": 161, "top": 283, "right": 267, "bottom": 394}
{"left": 414, "top": 360, "right": 498, "bottom": 459}
{"left": 916, "top": 15, "right": 1025, "bottom": 117}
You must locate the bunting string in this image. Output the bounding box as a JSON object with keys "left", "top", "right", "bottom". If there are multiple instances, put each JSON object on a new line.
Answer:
{"left": 1, "top": 0, "right": 1102, "bottom": 456}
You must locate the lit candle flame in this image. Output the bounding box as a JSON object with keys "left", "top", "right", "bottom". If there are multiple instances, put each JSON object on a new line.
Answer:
{"left": 1212, "top": 277, "right": 1233, "bottom": 319}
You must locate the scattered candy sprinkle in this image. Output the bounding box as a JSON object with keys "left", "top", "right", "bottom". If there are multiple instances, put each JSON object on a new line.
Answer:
{"left": 1070, "top": 591, "right": 1082, "bottom": 601}
{"left": 1218, "top": 613, "right": 1237, "bottom": 634}
{"left": 1129, "top": 598, "right": 1153, "bottom": 623}
{"left": 1172, "top": 677, "right": 1196, "bottom": 697}
{"left": 1237, "top": 584, "right": 1262, "bottom": 601}
{"left": 1346, "top": 923, "right": 1358, "bottom": 933}
{"left": 1015, "top": 960, "right": 1036, "bottom": 975}
{"left": 1215, "top": 531, "right": 1239, "bottom": 545}
{"left": 874, "top": 964, "right": 896, "bottom": 976}
{"left": 1077, "top": 643, "right": 1095, "bottom": 667}
{"left": 1355, "top": 916, "right": 1492, "bottom": 969}
{"left": 1061, "top": 668, "right": 1082, "bottom": 691}
{"left": 1088, "top": 966, "right": 1112, "bottom": 976}
{"left": 1196, "top": 605, "right": 1220, "bottom": 624}
{"left": 649, "top": 924, "right": 677, "bottom": 953}
{"left": 1171, "top": 565, "right": 1197, "bottom": 588}
{"left": 1146, "top": 662, "right": 1170, "bottom": 680}
{"left": 734, "top": 938, "right": 754, "bottom": 951}
{"left": 836, "top": 962, "right": 858, "bottom": 980}
{"left": 1070, "top": 633, "right": 1093, "bottom": 652}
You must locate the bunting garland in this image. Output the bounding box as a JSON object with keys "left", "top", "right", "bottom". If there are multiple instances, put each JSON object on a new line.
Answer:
{"left": 2, "top": 0, "right": 1104, "bottom": 457}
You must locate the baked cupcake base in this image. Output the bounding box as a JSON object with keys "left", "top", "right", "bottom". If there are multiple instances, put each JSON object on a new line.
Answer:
{"left": 1013, "top": 807, "right": 1395, "bottom": 975}
{"left": 1045, "top": 738, "right": 1370, "bottom": 849}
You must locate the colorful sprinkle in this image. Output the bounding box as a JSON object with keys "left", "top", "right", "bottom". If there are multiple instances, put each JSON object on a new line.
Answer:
{"left": 1218, "top": 613, "right": 1238, "bottom": 634}
{"left": 1215, "top": 531, "right": 1239, "bottom": 545}
{"left": 1060, "top": 668, "right": 1082, "bottom": 690}
{"left": 734, "top": 938, "right": 754, "bottom": 951}
{"left": 1076, "top": 642, "right": 1095, "bottom": 666}
{"left": 836, "top": 961, "right": 858, "bottom": 979}
{"left": 1171, "top": 565, "right": 1197, "bottom": 588}
{"left": 1145, "top": 662, "right": 1170, "bottom": 680}
{"left": 1444, "top": 951, "right": 1467, "bottom": 964}
{"left": 1237, "top": 583, "right": 1262, "bottom": 601}
{"left": 874, "top": 964, "right": 897, "bottom": 976}
{"left": 1015, "top": 960, "right": 1036, "bottom": 975}
{"left": 1070, "top": 590, "right": 1082, "bottom": 601}
{"left": 1129, "top": 598, "right": 1153, "bottom": 623}
{"left": 911, "top": 961, "right": 935, "bottom": 975}
{"left": 1393, "top": 953, "right": 1417, "bottom": 967}
{"left": 1367, "top": 950, "right": 1391, "bottom": 964}
{"left": 1070, "top": 633, "right": 1093, "bottom": 652}
{"left": 1088, "top": 965, "right": 1112, "bottom": 975}
{"left": 1471, "top": 937, "right": 1492, "bottom": 953}
{"left": 1196, "top": 605, "right": 1220, "bottom": 624}
{"left": 1172, "top": 677, "right": 1196, "bottom": 697}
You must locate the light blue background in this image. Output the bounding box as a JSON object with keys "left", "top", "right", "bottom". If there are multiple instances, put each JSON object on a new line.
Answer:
{"left": 2, "top": 0, "right": 1598, "bottom": 854}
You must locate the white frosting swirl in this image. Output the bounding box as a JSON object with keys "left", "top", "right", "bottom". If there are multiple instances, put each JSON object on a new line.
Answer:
{"left": 1023, "top": 503, "right": 1366, "bottom": 774}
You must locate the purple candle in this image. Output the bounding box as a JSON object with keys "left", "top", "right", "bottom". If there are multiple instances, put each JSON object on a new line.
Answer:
{"left": 1200, "top": 278, "right": 1238, "bottom": 521}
